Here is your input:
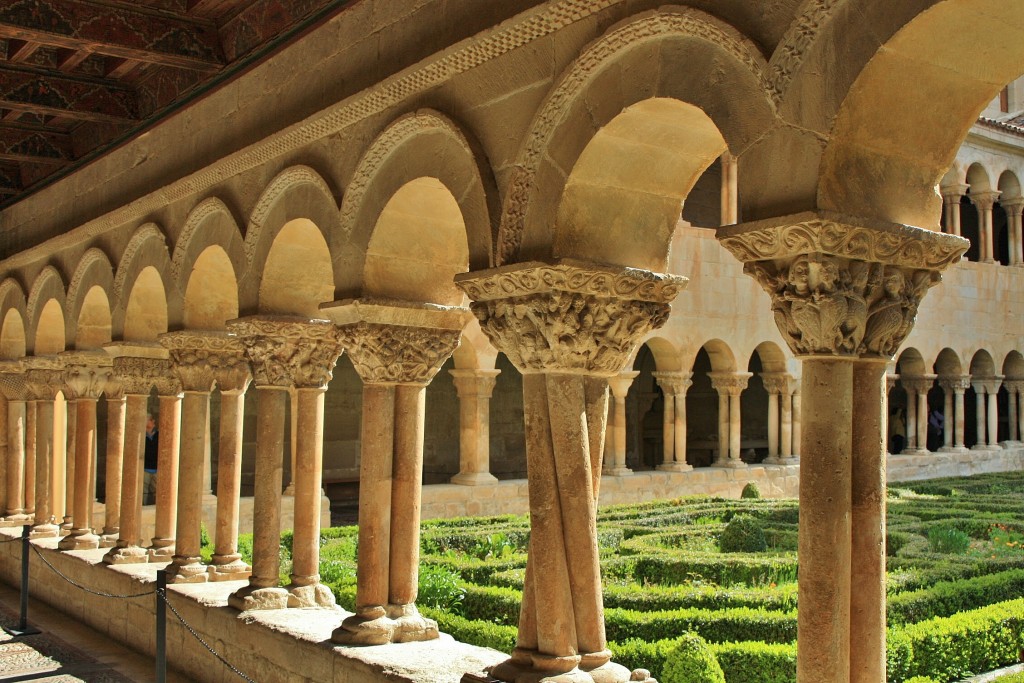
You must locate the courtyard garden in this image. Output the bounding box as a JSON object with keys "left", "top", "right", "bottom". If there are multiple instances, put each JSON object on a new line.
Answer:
{"left": 220, "top": 471, "right": 1024, "bottom": 682}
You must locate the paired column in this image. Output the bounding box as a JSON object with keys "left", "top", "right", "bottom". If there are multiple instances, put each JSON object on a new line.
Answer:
{"left": 970, "top": 190, "right": 1000, "bottom": 263}
{"left": 227, "top": 317, "right": 341, "bottom": 610}
{"left": 709, "top": 372, "right": 750, "bottom": 468}
{"left": 99, "top": 378, "right": 126, "bottom": 547}
{"left": 149, "top": 376, "right": 182, "bottom": 559}
{"left": 941, "top": 184, "right": 968, "bottom": 237}
{"left": 938, "top": 376, "right": 971, "bottom": 452}
{"left": 58, "top": 352, "right": 112, "bottom": 550}
{"left": 719, "top": 211, "right": 967, "bottom": 683}
{"left": 1005, "top": 379, "right": 1024, "bottom": 443}
{"left": 970, "top": 377, "right": 1003, "bottom": 449}
{"left": 1002, "top": 199, "right": 1024, "bottom": 266}
{"left": 0, "top": 367, "right": 29, "bottom": 525}
{"left": 449, "top": 368, "right": 500, "bottom": 485}
{"left": 327, "top": 300, "right": 465, "bottom": 645}
{"left": 762, "top": 373, "right": 797, "bottom": 464}
{"left": 602, "top": 371, "right": 637, "bottom": 476}
{"left": 24, "top": 361, "right": 62, "bottom": 538}
{"left": 901, "top": 376, "right": 934, "bottom": 454}
{"left": 652, "top": 371, "right": 693, "bottom": 472}
{"left": 454, "top": 261, "right": 682, "bottom": 683}
{"left": 63, "top": 406, "right": 76, "bottom": 529}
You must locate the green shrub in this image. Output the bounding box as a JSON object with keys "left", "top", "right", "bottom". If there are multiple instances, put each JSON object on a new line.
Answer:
{"left": 662, "top": 632, "right": 725, "bottom": 683}
{"left": 740, "top": 483, "right": 761, "bottom": 499}
{"left": 888, "top": 569, "right": 1024, "bottom": 625}
{"left": 710, "top": 641, "right": 796, "bottom": 683}
{"left": 903, "top": 678, "right": 938, "bottom": 683}
{"left": 604, "top": 606, "right": 796, "bottom": 645}
{"left": 422, "top": 607, "right": 517, "bottom": 652}
{"left": 927, "top": 527, "right": 971, "bottom": 554}
{"left": 417, "top": 565, "right": 466, "bottom": 613}
{"left": 720, "top": 515, "right": 768, "bottom": 554}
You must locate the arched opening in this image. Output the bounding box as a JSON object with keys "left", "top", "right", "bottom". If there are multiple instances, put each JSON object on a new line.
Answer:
{"left": 490, "top": 354, "right": 526, "bottom": 480}
{"left": 997, "top": 170, "right": 1022, "bottom": 266}
{"left": 967, "top": 350, "right": 998, "bottom": 448}
{"left": 686, "top": 341, "right": 736, "bottom": 468}
{"left": 75, "top": 286, "right": 111, "bottom": 350}
{"left": 184, "top": 247, "right": 239, "bottom": 330}
{"left": 741, "top": 351, "right": 768, "bottom": 463}
{"left": 259, "top": 218, "right": 334, "bottom": 316}
{"left": 35, "top": 299, "right": 65, "bottom": 355}
{"left": 626, "top": 345, "right": 660, "bottom": 471}
{"left": 0, "top": 310, "right": 26, "bottom": 359}
{"left": 123, "top": 267, "right": 168, "bottom": 341}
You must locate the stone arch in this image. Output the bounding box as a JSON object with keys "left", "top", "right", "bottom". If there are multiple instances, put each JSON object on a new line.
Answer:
{"left": 896, "top": 347, "right": 927, "bottom": 377}
{"left": 633, "top": 336, "right": 682, "bottom": 372}
{"left": 170, "top": 197, "right": 246, "bottom": 297}
{"left": 65, "top": 248, "right": 114, "bottom": 347}
{"left": 26, "top": 266, "right": 66, "bottom": 356}
{"left": 997, "top": 170, "right": 1020, "bottom": 199}
{"left": 113, "top": 224, "right": 174, "bottom": 339}
{"left": 362, "top": 177, "right": 470, "bottom": 306}
{"left": 243, "top": 166, "right": 340, "bottom": 312}
{"left": 338, "top": 110, "right": 496, "bottom": 297}
{"left": 497, "top": 6, "right": 774, "bottom": 267}
{"left": 969, "top": 349, "right": 997, "bottom": 377}
{"left": 751, "top": 341, "right": 787, "bottom": 374}
{"left": 183, "top": 246, "right": 239, "bottom": 331}
{"left": 966, "top": 162, "right": 993, "bottom": 193}
{"left": 695, "top": 339, "right": 737, "bottom": 373}
{"left": 258, "top": 218, "right": 334, "bottom": 317}
{"left": 934, "top": 347, "right": 963, "bottom": 377}
{"left": 1001, "top": 350, "right": 1024, "bottom": 379}
{"left": 0, "top": 278, "right": 27, "bottom": 360}
{"left": 814, "top": 1, "right": 1024, "bottom": 228}
{"left": 122, "top": 267, "right": 169, "bottom": 342}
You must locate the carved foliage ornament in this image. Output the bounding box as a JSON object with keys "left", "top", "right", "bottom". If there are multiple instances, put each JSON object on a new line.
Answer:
{"left": 161, "top": 331, "right": 247, "bottom": 393}
{"left": 228, "top": 318, "right": 342, "bottom": 389}
{"left": 339, "top": 323, "right": 460, "bottom": 385}
{"left": 115, "top": 357, "right": 180, "bottom": 396}
{"left": 61, "top": 354, "right": 112, "bottom": 400}
{"left": 457, "top": 262, "right": 685, "bottom": 376}
{"left": 24, "top": 368, "right": 63, "bottom": 401}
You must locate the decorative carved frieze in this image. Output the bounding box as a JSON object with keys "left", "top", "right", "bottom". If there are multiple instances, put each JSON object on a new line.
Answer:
{"left": 709, "top": 372, "right": 751, "bottom": 396}
{"left": 113, "top": 356, "right": 178, "bottom": 396}
{"left": 226, "top": 317, "right": 341, "bottom": 390}
{"left": 718, "top": 213, "right": 968, "bottom": 359}
{"left": 60, "top": 351, "right": 112, "bottom": 400}
{"left": 0, "top": 361, "right": 27, "bottom": 401}
{"left": 24, "top": 363, "right": 64, "bottom": 402}
{"left": 456, "top": 261, "right": 685, "bottom": 376}
{"left": 160, "top": 330, "right": 246, "bottom": 393}
{"left": 652, "top": 371, "right": 693, "bottom": 397}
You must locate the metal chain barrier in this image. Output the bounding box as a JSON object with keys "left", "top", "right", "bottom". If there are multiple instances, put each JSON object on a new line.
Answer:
{"left": 29, "top": 544, "right": 156, "bottom": 599}
{"left": 159, "top": 588, "right": 257, "bottom": 683}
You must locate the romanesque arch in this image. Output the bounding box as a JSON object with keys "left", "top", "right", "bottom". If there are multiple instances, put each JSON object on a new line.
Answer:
{"left": 111, "top": 224, "right": 174, "bottom": 339}
{"left": 0, "top": 280, "right": 28, "bottom": 360}
{"left": 182, "top": 247, "right": 239, "bottom": 331}
{"left": 26, "top": 267, "right": 67, "bottom": 356}
{"left": 257, "top": 219, "right": 334, "bottom": 317}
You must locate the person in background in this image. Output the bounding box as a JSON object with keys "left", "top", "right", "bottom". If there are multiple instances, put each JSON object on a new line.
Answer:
{"left": 143, "top": 413, "right": 159, "bottom": 505}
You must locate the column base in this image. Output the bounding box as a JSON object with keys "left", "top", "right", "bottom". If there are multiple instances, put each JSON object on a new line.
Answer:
{"left": 164, "top": 557, "right": 209, "bottom": 584}
{"left": 228, "top": 584, "right": 290, "bottom": 611}
{"left": 103, "top": 544, "right": 149, "bottom": 565}
{"left": 451, "top": 471, "right": 500, "bottom": 486}
{"left": 286, "top": 582, "right": 336, "bottom": 608}
{"left": 761, "top": 456, "right": 784, "bottom": 465}
{"left": 29, "top": 523, "right": 60, "bottom": 539}
{"left": 333, "top": 604, "right": 439, "bottom": 645}
{"left": 0, "top": 514, "right": 32, "bottom": 527}
{"left": 487, "top": 653, "right": 650, "bottom": 683}
{"left": 208, "top": 555, "right": 252, "bottom": 582}
{"left": 58, "top": 530, "right": 99, "bottom": 550}
{"left": 939, "top": 446, "right": 970, "bottom": 454}
{"left": 147, "top": 543, "right": 175, "bottom": 561}
{"left": 99, "top": 531, "right": 119, "bottom": 548}
{"left": 970, "top": 445, "right": 997, "bottom": 451}
{"left": 712, "top": 459, "right": 746, "bottom": 469}
{"left": 902, "top": 448, "right": 930, "bottom": 455}
{"left": 601, "top": 467, "right": 633, "bottom": 477}
{"left": 656, "top": 462, "right": 692, "bottom": 472}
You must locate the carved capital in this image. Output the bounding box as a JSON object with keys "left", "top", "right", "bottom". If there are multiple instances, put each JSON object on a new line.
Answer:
{"left": 1003, "top": 379, "right": 1024, "bottom": 395}
{"left": 972, "top": 376, "right": 1003, "bottom": 395}
{"left": 449, "top": 369, "right": 500, "bottom": 398}
{"left": 0, "top": 361, "right": 26, "bottom": 400}
{"left": 227, "top": 317, "right": 341, "bottom": 390}
{"left": 709, "top": 372, "right": 751, "bottom": 396}
{"left": 455, "top": 261, "right": 686, "bottom": 376}
{"left": 24, "top": 365, "right": 64, "bottom": 402}
{"left": 113, "top": 356, "right": 177, "bottom": 396}
{"left": 938, "top": 375, "right": 971, "bottom": 394}
{"left": 969, "top": 190, "right": 1001, "bottom": 211}
{"left": 160, "top": 330, "right": 244, "bottom": 393}
{"left": 652, "top": 371, "right": 693, "bottom": 397}
{"left": 718, "top": 212, "right": 968, "bottom": 359}
{"left": 940, "top": 184, "right": 969, "bottom": 202}
{"left": 339, "top": 323, "right": 460, "bottom": 385}
{"left": 760, "top": 372, "right": 794, "bottom": 396}
{"left": 60, "top": 351, "right": 113, "bottom": 400}
{"left": 901, "top": 375, "right": 936, "bottom": 395}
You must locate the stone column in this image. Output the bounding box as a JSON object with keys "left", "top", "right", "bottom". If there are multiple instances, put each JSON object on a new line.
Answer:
{"left": 652, "top": 371, "right": 693, "bottom": 472}
{"left": 937, "top": 377, "right": 956, "bottom": 451}
{"left": 63, "top": 405, "right": 76, "bottom": 528}
{"left": 101, "top": 348, "right": 168, "bottom": 564}
{"left": 449, "top": 261, "right": 682, "bottom": 682}
{"left": 901, "top": 376, "right": 934, "bottom": 454}
{"left": 24, "top": 361, "right": 62, "bottom": 538}
{"left": 780, "top": 383, "right": 794, "bottom": 458}
{"left": 1001, "top": 198, "right": 1024, "bottom": 266}
{"left": 0, "top": 392, "right": 7, "bottom": 521}
{"left": 720, "top": 151, "right": 738, "bottom": 226}
{"left": 972, "top": 380, "right": 988, "bottom": 450}
{"left": 0, "top": 367, "right": 29, "bottom": 525}
{"left": 149, "top": 378, "right": 182, "bottom": 559}
{"left": 761, "top": 374, "right": 794, "bottom": 464}
{"left": 792, "top": 383, "right": 802, "bottom": 457}
{"left": 326, "top": 300, "right": 467, "bottom": 645}
{"left": 603, "top": 371, "right": 638, "bottom": 476}
{"left": 719, "top": 211, "right": 967, "bottom": 683}
{"left": 24, "top": 400, "right": 35, "bottom": 517}
{"left": 58, "top": 352, "right": 112, "bottom": 550}
{"left": 159, "top": 332, "right": 224, "bottom": 583}
{"left": 99, "top": 379, "right": 125, "bottom": 547}
{"left": 208, "top": 351, "right": 252, "bottom": 581}
{"left": 449, "top": 369, "right": 500, "bottom": 486}
{"left": 1006, "top": 380, "right": 1021, "bottom": 442}
{"left": 227, "top": 317, "right": 342, "bottom": 610}
{"left": 970, "top": 190, "right": 1000, "bottom": 263}
{"left": 984, "top": 377, "right": 1003, "bottom": 448}
{"left": 905, "top": 381, "right": 918, "bottom": 452}
{"left": 941, "top": 184, "right": 968, "bottom": 237}
{"left": 948, "top": 376, "right": 969, "bottom": 451}
{"left": 709, "top": 372, "right": 750, "bottom": 468}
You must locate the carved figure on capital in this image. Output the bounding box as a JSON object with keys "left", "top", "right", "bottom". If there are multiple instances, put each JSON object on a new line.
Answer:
{"left": 160, "top": 331, "right": 247, "bottom": 393}
{"left": 114, "top": 357, "right": 180, "bottom": 397}
{"left": 60, "top": 353, "right": 112, "bottom": 400}
{"left": 339, "top": 323, "right": 460, "bottom": 385}
{"left": 227, "top": 318, "right": 342, "bottom": 389}
{"left": 23, "top": 358, "right": 64, "bottom": 401}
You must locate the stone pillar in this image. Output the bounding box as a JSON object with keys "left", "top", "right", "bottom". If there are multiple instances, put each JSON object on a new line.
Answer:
{"left": 972, "top": 380, "right": 988, "bottom": 450}
{"left": 0, "top": 367, "right": 29, "bottom": 525}
{"left": 24, "top": 400, "right": 35, "bottom": 517}
{"left": 905, "top": 381, "right": 918, "bottom": 452}
{"left": 63, "top": 405, "right": 76, "bottom": 528}
{"left": 24, "top": 361, "right": 62, "bottom": 538}
{"left": 762, "top": 374, "right": 794, "bottom": 464}
{"left": 720, "top": 151, "right": 738, "bottom": 226}
{"left": 1006, "top": 380, "right": 1022, "bottom": 442}
{"left": 709, "top": 372, "right": 750, "bottom": 468}
{"left": 450, "top": 261, "right": 683, "bottom": 682}
{"left": 150, "top": 379, "right": 182, "bottom": 559}
{"left": 101, "top": 348, "right": 169, "bottom": 564}
{"left": 449, "top": 369, "right": 500, "bottom": 486}
{"left": 780, "top": 384, "right": 794, "bottom": 458}
{"left": 326, "top": 300, "right": 467, "bottom": 645}
{"left": 652, "top": 371, "right": 693, "bottom": 472}
{"left": 603, "top": 371, "right": 638, "bottom": 476}
{"left": 792, "top": 384, "right": 802, "bottom": 457}
{"left": 1001, "top": 198, "right": 1024, "bottom": 266}
{"left": 227, "top": 317, "right": 342, "bottom": 610}
{"left": 0, "top": 392, "right": 7, "bottom": 521}
{"left": 901, "top": 376, "right": 934, "bottom": 454}
{"left": 160, "top": 332, "right": 223, "bottom": 583}
{"left": 937, "top": 377, "right": 957, "bottom": 451}
{"left": 58, "top": 352, "right": 111, "bottom": 550}
{"left": 941, "top": 184, "right": 968, "bottom": 237}
{"left": 718, "top": 211, "right": 967, "bottom": 683}
{"left": 99, "top": 379, "right": 125, "bottom": 547}
{"left": 947, "top": 377, "right": 969, "bottom": 451}
{"left": 209, "top": 352, "right": 252, "bottom": 581}
{"left": 970, "top": 190, "right": 1001, "bottom": 263}
{"left": 984, "top": 377, "right": 1003, "bottom": 448}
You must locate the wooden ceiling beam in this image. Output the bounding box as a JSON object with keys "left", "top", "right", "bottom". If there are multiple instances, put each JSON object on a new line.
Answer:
{"left": 56, "top": 48, "right": 91, "bottom": 73}
{"left": 0, "top": 125, "right": 73, "bottom": 164}
{"left": 0, "top": 67, "right": 138, "bottom": 123}
{"left": 6, "top": 40, "right": 42, "bottom": 63}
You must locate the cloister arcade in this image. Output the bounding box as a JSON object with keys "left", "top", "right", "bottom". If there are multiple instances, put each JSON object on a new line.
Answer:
{"left": 0, "top": 1, "right": 1022, "bottom": 682}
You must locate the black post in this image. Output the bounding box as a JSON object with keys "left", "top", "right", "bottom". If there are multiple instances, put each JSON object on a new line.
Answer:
{"left": 156, "top": 569, "right": 166, "bottom": 683}
{"left": 4, "top": 524, "right": 40, "bottom": 636}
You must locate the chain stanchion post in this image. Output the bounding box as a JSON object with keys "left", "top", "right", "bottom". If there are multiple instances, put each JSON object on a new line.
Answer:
{"left": 156, "top": 569, "right": 167, "bottom": 683}
{"left": 4, "top": 524, "right": 40, "bottom": 637}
